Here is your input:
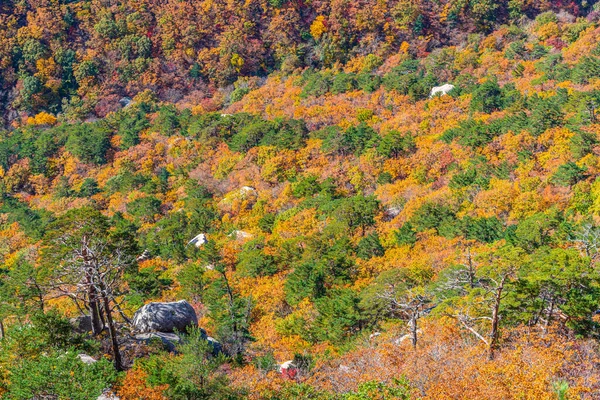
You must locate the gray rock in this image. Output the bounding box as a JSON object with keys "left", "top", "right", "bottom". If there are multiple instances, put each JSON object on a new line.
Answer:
{"left": 206, "top": 336, "right": 223, "bottom": 355}
{"left": 136, "top": 249, "right": 151, "bottom": 262}
{"left": 70, "top": 315, "right": 92, "bottom": 333}
{"left": 119, "top": 97, "right": 132, "bottom": 107}
{"left": 135, "top": 332, "right": 182, "bottom": 352}
{"left": 132, "top": 300, "right": 198, "bottom": 333}
{"left": 78, "top": 353, "right": 97, "bottom": 365}
{"left": 134, "top": 330, "right": 222, "bottom": 355}
{"left": 97, "top": 392, "right": 120, "bottom": 400}
{"left": 383, "top": 206, "right": 401, "bottom": 221}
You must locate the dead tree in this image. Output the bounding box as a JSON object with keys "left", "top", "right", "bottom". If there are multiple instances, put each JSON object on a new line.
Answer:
{"left": 571, "top": 223, "right": 600, "bottom": 265}
{"left": 44, "top": 208, "right": 134, "bottom": 371}
{"left": 447, "top": 248, "right": 520, "bottom": 360}
{"left": 378, "top": 283, "right": 432, "bottom": 349}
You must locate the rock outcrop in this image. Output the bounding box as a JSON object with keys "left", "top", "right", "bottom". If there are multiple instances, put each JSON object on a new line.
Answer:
{"left": 188, "top": 233, "right": 207, "bottom": 248}
{"left": 429, "top": 83, "right": 455, "bottom": 98}
{"left": 132, "top": 300, "right": 198, "bottom": 333}
{"left": 134, "top": 332, "right": 182, "bottom": 352}
{"left": 70, "top": 315, "right": 93, "bottom": 334}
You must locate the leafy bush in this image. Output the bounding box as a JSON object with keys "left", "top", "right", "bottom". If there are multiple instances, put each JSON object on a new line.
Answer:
{"left": 116, "top": 109, "right": 149, "bottom": 149}
{"left": 322, "top": 123, "right": 379, "bottom": 156}
{"left": 356, "top": 73, "right": 381, "bottom": 93}
{"left": 470, "top": 79, "right": 503, "bottom": 113}
{"left": 377, "top": 130, "right": 415, "bottom": 158}
{"left": 5, "top": 350, "right": 117, "bottom": 400}
{"left": 331, "top": 73, "right": 357, "bottom": 94}
{"left": 301, "top": 71, "right": 333, "bottom": 98}
{"left": 441, "top": 119, "right": 498, "bottom": 148}
{"left": 409, "top": 202, "right": 459, "bottom": 238}
{"left": 552, "top": 162, "right": 587, "bottom": 187}
{"left": 357, "top": 232, "right": 385, "bottom": 259}
{"left": 65, "top": 122, "right": 111, "bottom": 164}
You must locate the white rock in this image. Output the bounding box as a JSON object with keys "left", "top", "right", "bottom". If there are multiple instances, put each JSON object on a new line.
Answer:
{"left": 279, "top": 360, "right": 296, "bottom": 372}
{"left": 229, "top": 230, "right": 252, "bottom": 240}
{"left": 188, "top": 233, "right": 207, "bottom": 248}
{"left": 136, "top": 249, "right": 151, "bottom": 262}
{"left": 429, "top": 83, "right": 455, "bottom": 98}
{"left": 78, "top": 354, "right": 97, "bottom": 365}
{"left": 119, "top": 97, "right": 132, "bottom": 107}
{"left": 97, "top": 392, "right": 120, "bottom": 400}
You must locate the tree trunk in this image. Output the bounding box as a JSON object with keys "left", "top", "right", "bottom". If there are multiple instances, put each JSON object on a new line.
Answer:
{"left": 100, "top": 289, "right": 123, "bottom": 371}
{"left": 409, "top": 314, "right": 418, "bottom": 349}
{"left": 82, "top": 244, "right": 104, "bottom": 335}
{"left": 544, "top": 298, "right": 555, "bottom": 334}
{"left": 87, "top": 282, "right": 104, "bottom": 335}
{"left": 488, "top": 278, "right": 505, "bottom": 360}
{"left": 221, "top": 269, "right": 242, "bottom": 356}
{"left": 0, "top": 319, "right": 5, "bottom": 340}
{"left": 467, "top": 248, "right": 475, "bottom": 289}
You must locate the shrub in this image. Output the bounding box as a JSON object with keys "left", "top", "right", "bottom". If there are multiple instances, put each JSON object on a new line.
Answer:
{"left": 77, "top": 178, "right": 100, "bottom": 197}
{"left": 65, "top": 122, "right": 111, "bottom": 164}
{"left": 6, "top": 351, "right": 117, "bottom": 400}
{"left": 357, "top": 232, "right": 385, "bottom": 259}
{"left": 552, "top": 162, "right": 587, "bottom": 187}
{"left": 377, "top": 130, "right": 415, "bottom": 158}
{"left": 331, "top": 73, "right": 357, "bottom": 94}
{"left": 470, "top": 78, "right": 503, "bottom": 113}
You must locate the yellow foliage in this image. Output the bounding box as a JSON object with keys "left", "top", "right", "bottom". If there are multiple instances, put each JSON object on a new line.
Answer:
{"left": 26, "top": 112, "right": 57, "bottom": 126}
{"left": 536, "top": 21, "right": 560, "bottom": 40}
{"left": 231, "top": 53, "right": 244, "bottom": 72}
{"left": 400, "top": 41, "right": 410, "bottom": 54}
{"left": 310, "top": 16, "right": 327, "bottom": 40}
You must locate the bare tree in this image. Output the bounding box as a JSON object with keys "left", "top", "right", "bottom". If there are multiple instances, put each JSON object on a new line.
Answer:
{"left": 571, "top": 223, "right": 600, "bottom": 263}
{"left": 378, "top": 286, "right": 432, "bottom": 348}
{"left": 363, "top": 268, "right": 433, "bottom": 349}
{"left": 446, "top": 246, "right": 522, "bottom": 360}
{"left": 44, "top": 207, "right": 134, "bottom": 371}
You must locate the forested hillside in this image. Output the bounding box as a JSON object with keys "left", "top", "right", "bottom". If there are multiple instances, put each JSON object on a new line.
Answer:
{"left": 2, "top": 1, "right": 600, "bottom": 399}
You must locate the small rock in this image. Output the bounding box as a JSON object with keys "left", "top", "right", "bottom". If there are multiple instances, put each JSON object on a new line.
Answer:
{"left": 97, "top": 391, "right": 120, "bottom": 400}
{"left": 206, "top": 336, "right": 223, "bottom": 355}
{"left": 279, "top": 360, "right": 298, "bottom": 380}
{"left": 119, "top": 97, "right": 132, "bottom": 107}
{"left": 229, "top": 230, "right": 252, "bottom": 240}
{"left": 429, "top": 83, "right": 455, "bottom": 98}
{"left": 240, "top": 186, "right": 256, "bottom": 194}
{"left": 135, "top": 332, "right": 182, "bottom": 352}
{"left": 136, "top": 249, "right": 151, "bottom": 262}
{"left": 70, "top": 315, "right": 92, "bottom": 334}
{"left": 383, "top": 206, "right": 401, "bottom": 221}
{"left": 188, "top": 233, "right": 207, "bottom": 248}
{"left": 78, "top": 353, "right": 97, "bottom": 365}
